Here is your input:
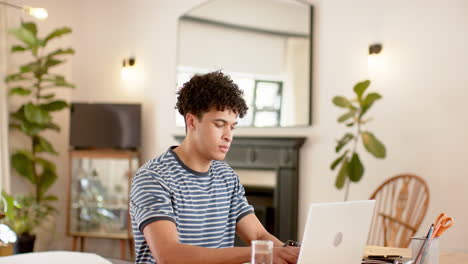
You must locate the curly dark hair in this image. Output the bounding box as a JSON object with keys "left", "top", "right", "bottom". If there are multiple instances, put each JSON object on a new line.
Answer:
{"left": 176, "top": 71, "right": 248, "bottom": 119}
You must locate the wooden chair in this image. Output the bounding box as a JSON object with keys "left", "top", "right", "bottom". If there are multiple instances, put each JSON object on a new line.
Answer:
{"left": 367, "top": 174, "right": 430, "bottom": 248}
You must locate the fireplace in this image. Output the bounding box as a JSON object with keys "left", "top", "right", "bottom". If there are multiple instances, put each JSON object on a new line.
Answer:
{"left": 174, "top": 136, "right": 306, "bottom": 243}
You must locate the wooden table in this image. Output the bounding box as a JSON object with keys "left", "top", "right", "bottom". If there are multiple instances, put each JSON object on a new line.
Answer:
{"left": 365, "top": 246, "right": 468, "bottom": 264}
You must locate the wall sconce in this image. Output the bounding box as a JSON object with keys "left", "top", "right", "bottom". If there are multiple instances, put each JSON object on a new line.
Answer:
{"left": 0, "top": 1, "right": 48, "bottom": 20}
{"left": 121, "top": 56, "right": 136, "bottom": 81}
{"left": 368, "top": 43, "right": 383, "bottom": 76}
{"left": 369, "top": 43, "right": 383, "bottom": 55}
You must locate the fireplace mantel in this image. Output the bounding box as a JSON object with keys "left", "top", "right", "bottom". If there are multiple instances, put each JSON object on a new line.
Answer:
{"left": 174, "top": 136, "right": 306, "bottom": 241}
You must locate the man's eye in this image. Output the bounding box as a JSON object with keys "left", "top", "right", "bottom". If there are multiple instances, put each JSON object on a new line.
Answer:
{"left": 215, "top": 123, "right": 223, "bottom": 128}
{"left": 231, "top": 126, "right": 236, "bottom": 130}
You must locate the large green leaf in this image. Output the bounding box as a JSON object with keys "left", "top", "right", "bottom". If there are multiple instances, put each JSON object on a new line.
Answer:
{"left": 330, "top": 150, "right": 349, "bottom": 171}
{"left": 360, "top": 92, "right": 382, "bottom": 117}
{"left": 34, "top": 136, "right": 58, "bottom": 155}
{"left": 40, "top": 100, "right": 68, "bottom": 112}
{"left": 11, "top": 45, "right": 27, "bottom": 52}
{"left": 35, "top": 157, "right": 56, "bottom": 171}
{"left": 39, "top": 93, "right": 55, "bottom": 99}
{"left": 20, "top": 61, "right": 41, "bottom": 74}
{"left": 361, "top": 131, "right": 386, "bottom": 158}
{"left": 1, "top": 191, "right": 16, "bottom": 220}
{"left": 5, "top": 73, "right": 28, "bottom": 83}
{"left": 337, "top": 110, "right": 355, "bottom": 123}
{"left": 43, "top": 75, "right": 75, "bottom": 88}
{"left": 43, "top": 195, "right": 58, "bottom": 201}
{"left": 8, "top": 87, "right": 31, "bottom": 96}
{"left": 22, "top": 22, "right": 38, "bottom": 37}
{"left": 8, "top": 27, "right": 37, "bottom": 47}
{"left": 335, "top": 133, "right": 354, "bottom": 153}
{"left": 38, "top": 167, "right": 57, "bottom": 199}
{"left": 332, "top": 96, "right": 352, "bottom": 108}
{"left": 353, "top": 80, "right": 371, "bottom": 101}
{"left": 11, "top": 151, "right": 35, "bottom": 184}
{"left": 24, "top": 103, "right": 51, "bottom": 124}
{"left": 348, "top": 152, "right": 364, "bottom": 182}
{"left": 20, "top": 120, "right": 43, "bottom": 136}
{"left": 47, "top": 48, "right": 75, "bottom": 57}
{"left": 39, "top": 122, "right": 61, "bottom": 132}
{"left": 335, "top": 157, "right": 349, "bottom": 189}
{"left": 44, "top": 58, "right": 63, "bottom": 69}
{"left": 43, "top": 27, "right": 72, "bottom": 46}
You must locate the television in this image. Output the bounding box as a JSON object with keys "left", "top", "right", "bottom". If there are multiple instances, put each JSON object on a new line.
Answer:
{"left": 70, "top": 103, "right": 141, "bottom": 150}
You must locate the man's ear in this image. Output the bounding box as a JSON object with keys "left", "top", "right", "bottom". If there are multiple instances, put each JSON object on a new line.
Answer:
{"left": 185, "top": 113, "right": 198, "bottom": 131}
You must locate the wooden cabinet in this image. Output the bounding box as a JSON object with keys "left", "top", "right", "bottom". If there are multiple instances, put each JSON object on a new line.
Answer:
{"left": 67, "top": 149, "right": 139, "bottom": 259}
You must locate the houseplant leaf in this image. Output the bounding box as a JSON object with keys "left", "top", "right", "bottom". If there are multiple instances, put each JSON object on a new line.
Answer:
{"left": 34, "top": 136, "right": 58, "bottom": 155}
{"left": 5, "top": 73, "right": 28, "bottom": 83}
{"left": 330, "top": 150, "right": 349, "bottom": 170}
{"left": 43, "top": 27, "right": 72, "bottom": 46}
{"left": 11, "top": 151, "right": 35, "bottom": 184}
{"left": 335, "top": 133, "right": 354, "bottom": 153}
{"left": 11, "top": 45, "right": 27, "bottom": 52}
{"left": 348, "top": 152, "right": 364, "bottom": 182}
{"left": 37, "top": 168, "right": 58, "bottom": 199}
{"left": 361, "top": 131, "right": 386, "bottom": 158}
{"left": 337, "top": 110, "right": 355, "bottom": 123}
{"left": 24, "top": 103, "right": 51, "bottom": 124}
{"left": 21, "top": 22, "right": 38, "bottom": 37}
{"left": 360, "top": 92, "right": 382, "bottom": 117}
{"left": 47, "top": 48, "right": 75, "bottom": 57}
{"left": 335, "top": 157, "right": 349, "bottom": 189}
{"left": 40, "top": 100, "right": 68, "bottom": 112}
{"left": 353, "top": 80, "right": 370, "bottom": 101}
{"left": 8, "top": 27, "right": 37, "bottom": 47}
{"left": 9, "top": 87, "right": 31, "bottom": 96}
{"left": 332, "top": 96, "right": 352, "bottom": 108}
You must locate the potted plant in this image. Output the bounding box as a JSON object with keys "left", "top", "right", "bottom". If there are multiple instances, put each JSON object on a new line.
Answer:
{"left": 3, "top": 21, "right": 74, "bottom": 253}
{"left": 330, "top": 80, "right": 386, "bottom": 200}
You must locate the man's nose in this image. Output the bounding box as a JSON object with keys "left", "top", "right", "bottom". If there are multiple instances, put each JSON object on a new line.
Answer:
{"left": 223, "top": 128, "right": 233, "bottom": 142}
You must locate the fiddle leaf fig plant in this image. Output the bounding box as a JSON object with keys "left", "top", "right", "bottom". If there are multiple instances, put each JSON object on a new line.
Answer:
{"left": 3, "top": 21, "right": 74, "bottom": 235}
{"left": 330, "top": 80, "right": 386, "bottom": 200}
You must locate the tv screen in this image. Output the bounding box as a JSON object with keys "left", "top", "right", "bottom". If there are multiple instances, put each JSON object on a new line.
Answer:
{"left": 70, "top": 103, "right": 141, "bottom": 149}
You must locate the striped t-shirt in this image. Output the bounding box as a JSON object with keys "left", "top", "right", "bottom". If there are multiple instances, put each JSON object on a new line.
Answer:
{"left": 130, "top": 146, "right": 254, "bottom": 264}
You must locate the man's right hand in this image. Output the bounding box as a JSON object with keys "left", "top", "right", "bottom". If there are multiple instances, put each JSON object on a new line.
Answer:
{"left": 273, "top": 246, "right": 300, "bottom": 264}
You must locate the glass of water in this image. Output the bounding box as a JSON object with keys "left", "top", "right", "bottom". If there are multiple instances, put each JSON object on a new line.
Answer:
{"left": 251, "top": 240, "right": 273, "bottom": 264}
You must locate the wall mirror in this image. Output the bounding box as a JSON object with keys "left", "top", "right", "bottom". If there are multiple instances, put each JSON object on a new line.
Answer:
{"left": 176, "top": 0, "right": 313, "bottom": 127}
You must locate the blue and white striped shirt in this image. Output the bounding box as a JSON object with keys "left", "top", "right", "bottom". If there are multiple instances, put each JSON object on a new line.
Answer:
{"left": 130, "top": 146, "right": 254, "bottom": 264}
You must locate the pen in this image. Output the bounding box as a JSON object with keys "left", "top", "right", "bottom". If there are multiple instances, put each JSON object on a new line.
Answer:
{"left": 414, "top": 224, "right": 434, "bottom": 264}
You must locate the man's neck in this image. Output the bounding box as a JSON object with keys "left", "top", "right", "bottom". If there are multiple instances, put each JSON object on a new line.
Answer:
{"left": 173, "top": 141, "right": 211, "bottom": 173}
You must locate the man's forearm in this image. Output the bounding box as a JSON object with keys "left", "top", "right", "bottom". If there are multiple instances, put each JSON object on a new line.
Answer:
{"left": 256, "top": 232, "right": 284, "bottom": 247}
{"left": 154, "top": 243, "right": 251, "bottom": 264}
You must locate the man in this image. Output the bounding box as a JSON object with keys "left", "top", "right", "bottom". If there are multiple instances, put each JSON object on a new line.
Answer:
{"left": 130, "top": 71, "right": 299, "bottom": 264}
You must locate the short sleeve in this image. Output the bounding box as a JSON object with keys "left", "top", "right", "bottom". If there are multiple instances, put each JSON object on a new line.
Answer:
{"left": 130, "top": 170, "right": 176, "bottom": 232}
{"left": 233, "top": 176, "right": 254, "bottom": 222}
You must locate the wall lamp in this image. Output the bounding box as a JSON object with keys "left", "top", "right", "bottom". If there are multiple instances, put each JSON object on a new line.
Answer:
{"left": 368, "top": 43, "right": 384, "bottom": 76}
{"left": 122, "top": 57, "right": 136, "bottom": 68}
{"left": 369, "top": 43, "right": 383, "bottom": 55}
{"left": 0, "top": 1, "right": 48, "bottom": 20}
{"left": 121, "top": 56, "right": 136, "bottom": 81}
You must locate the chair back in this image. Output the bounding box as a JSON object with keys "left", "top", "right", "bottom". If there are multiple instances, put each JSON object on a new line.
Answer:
{"left": 367, "top": 174, "right": 430, "bottom": 248}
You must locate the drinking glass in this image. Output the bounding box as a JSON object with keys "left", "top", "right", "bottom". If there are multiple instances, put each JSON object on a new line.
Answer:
{"left": 251, "top": 240, "right": 273, "bottom": 264}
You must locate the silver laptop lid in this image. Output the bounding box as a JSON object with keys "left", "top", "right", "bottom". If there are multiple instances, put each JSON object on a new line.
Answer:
{"left": 297, "top": 200, "right": 376, "bottom": 264}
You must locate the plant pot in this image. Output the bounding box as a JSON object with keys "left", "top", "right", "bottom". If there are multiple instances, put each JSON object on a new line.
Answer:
{"left": 14, "top": 233, "right": 36, "bottom": 254}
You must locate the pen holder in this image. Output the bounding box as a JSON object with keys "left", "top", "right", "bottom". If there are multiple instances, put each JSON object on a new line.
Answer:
{"left": 411, "top": 237, "right": 439, "bottom": 264}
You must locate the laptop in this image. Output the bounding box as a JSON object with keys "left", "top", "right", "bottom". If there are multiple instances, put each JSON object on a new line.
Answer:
{"left": 297, "top": 200, "right": 376, "bottom": 264}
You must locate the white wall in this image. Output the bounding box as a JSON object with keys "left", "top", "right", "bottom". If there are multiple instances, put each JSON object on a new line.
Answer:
{"left": 5, "top": 0, "right": 468, "bottom": 257}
